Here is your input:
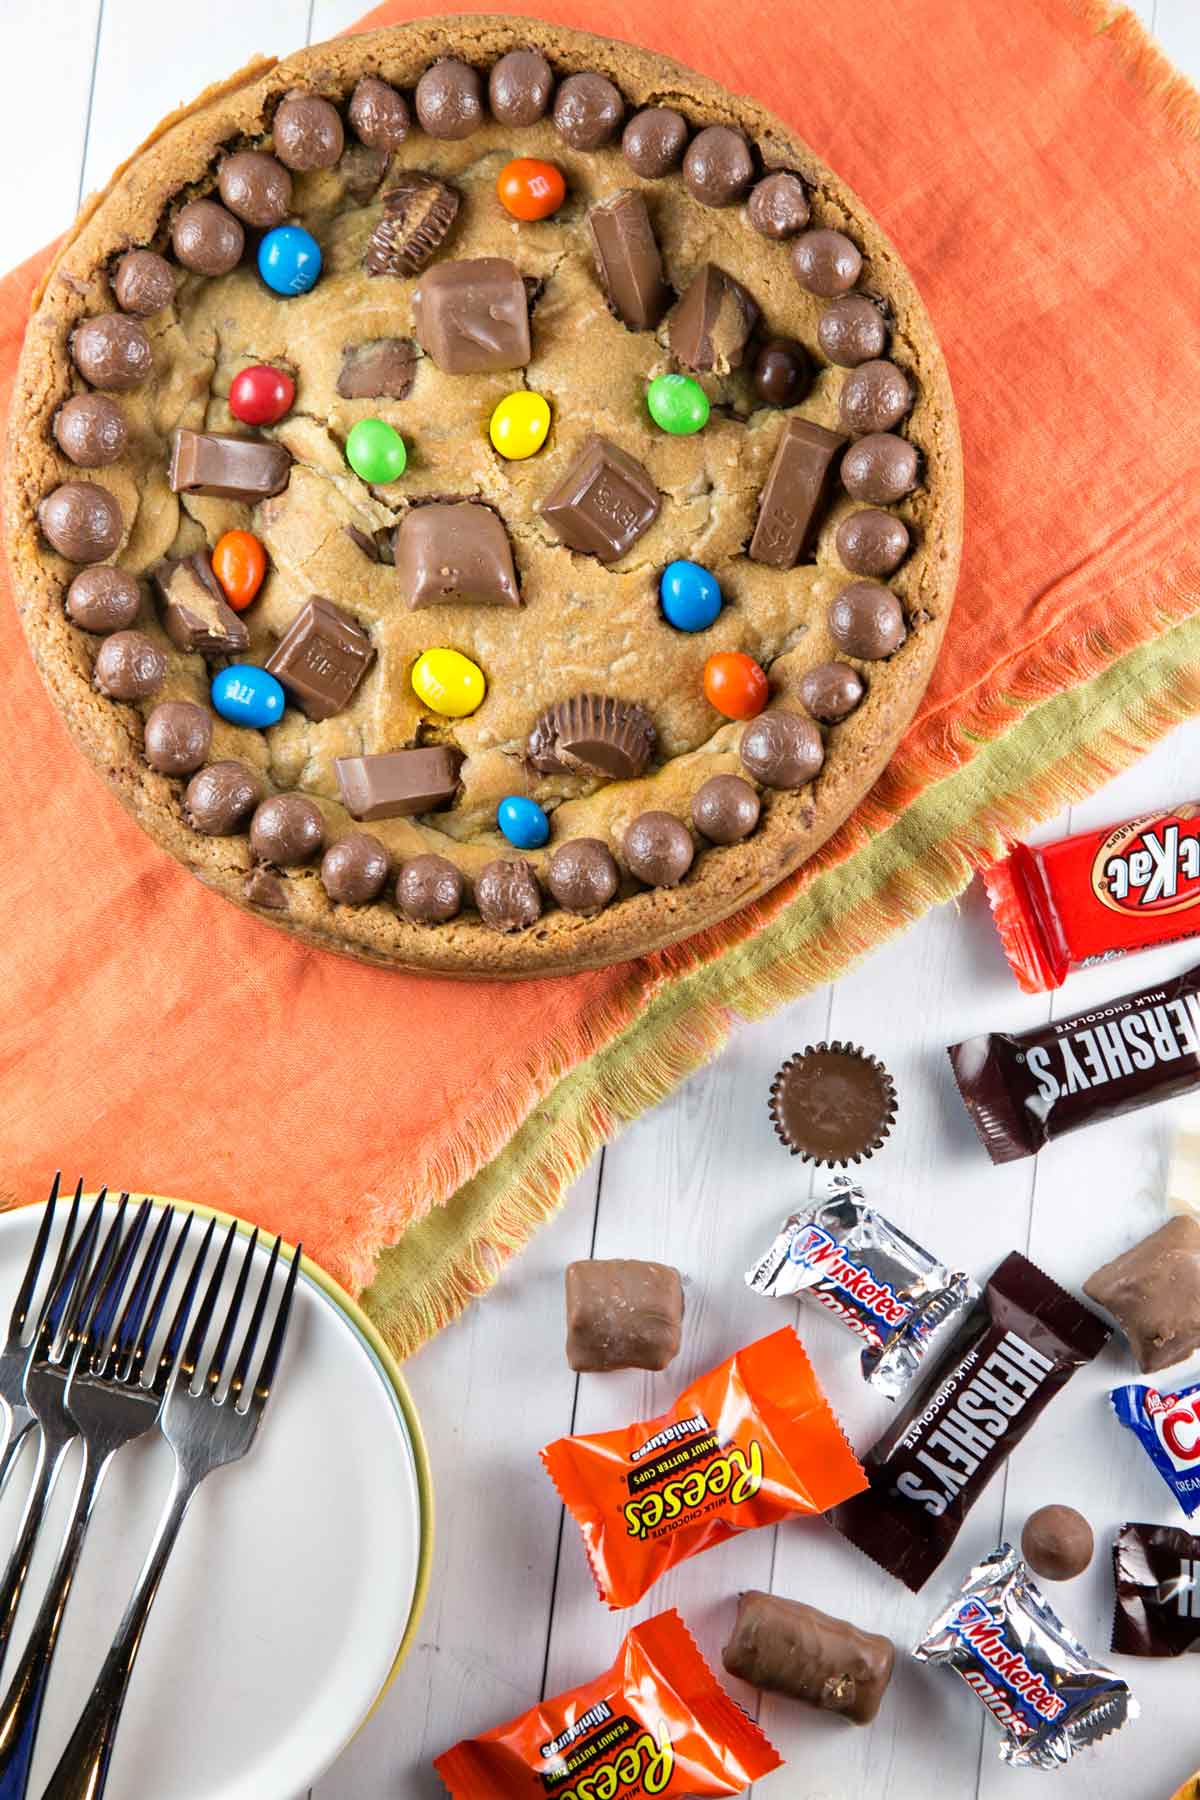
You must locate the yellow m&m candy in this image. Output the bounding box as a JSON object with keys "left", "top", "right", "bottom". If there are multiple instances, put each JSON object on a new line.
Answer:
{"left": 489, "top": 390, "right": 551, "bottom": 461}
{"left": 411, "top": 647, "right": 486, "bottom": 717}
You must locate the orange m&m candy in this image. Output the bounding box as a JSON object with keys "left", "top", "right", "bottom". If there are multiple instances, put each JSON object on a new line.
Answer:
{"left": 212, "top": 530, "right": 267, "bottom": 611}
{"left": 496, "top": 157, "right": 566, "bottom": 221}
{"left": 703, "top": 651, "right": 768, "bottom": 720}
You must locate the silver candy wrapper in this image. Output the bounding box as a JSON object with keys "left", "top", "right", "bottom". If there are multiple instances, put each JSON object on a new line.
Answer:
{"left": 913, "top": 1544, "right": 1137, "bottom": 1769}
{"left": 744, "top": 1178, "right": 979, "bottom": 1399}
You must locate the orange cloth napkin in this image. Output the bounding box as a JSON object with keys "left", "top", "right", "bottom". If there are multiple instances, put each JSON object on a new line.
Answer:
{"left": 3, "top": 0, "right": 1200, "bottom": 1315}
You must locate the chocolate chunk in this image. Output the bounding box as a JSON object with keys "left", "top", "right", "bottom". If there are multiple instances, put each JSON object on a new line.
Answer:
{"left": 692, "top": 774, "right": 761, "bottom": 844}
{"left": 71, "top": 314, "right": 152, "bottom": 391}
{"left": 547, "top": 839, "right": 619, "bottom": 915}
{"left": 682, "top": 126, "right": 753, "bottom": 206}
{"left": 348, "top": 76, "right": 410, "bottom": 150}
{"left": 489, "top": 49, "right": 554, "bottom": 125}
{"left": 184, "top": 760, "right": 265, "bottom": 835}
{"left": 839, "top": 360, "right": 913, "bottom": 434}
{"left": 250, "top": 793, "right": 324, "bottom": 866}
{"left": 752, "top": 337, "right": 809, "bottom": 408}
{"left": 828, "top": 581, "right": 906, "bottom": 660}
{"left": 66, "top": 566, "right": 141, "bottom": 633}
{"left": 740, "top": 710, "right": 824, "bottom": 789}
{"left": 723, "top": 1592, "right": 894, "bottom": 1725}
{"left": 622, "top": 107, "right": 687, "bottom": 177}
{"left": 334, "top": 746, "right": 462, "bottom": 821}
{"left": 748, "top": 171, "right": 810, "bottom": 239}
{"left": 335, "top": 337, "right": 417, "bottom": 402}
{"left": 412, "top": 257, "right": 530, "bottom": 375}
{"left": 476, "top": 859, "right": 541, "bottom": 932}
{"left": 836, "top": 508, "right": 911, "bottom": 576}
{"left": 395, "top": 502, "right": 519, "bottom": 610}
{"left": 93, "top": 630, "right": 166, "bottom": 701}
{"left": 818, "top": 294, "right": 889, "bottom": 367}
{"left": 169, "top": 429, "right": 292, "bottom": 502}
{"left": 791, "top": 228, "right": 862, "bottom": 297}
{"left": 769, "top": 1041, "right": 896, "bottom": 1164}
{"left": 1022, "top": 1505, "right": 1093, "bottom": 1581}
{"left": 273, "top": 92, "right": 344, "bottom": 170}
{"left": 54, "top": 394, "right": 127, "bottom": 468}
{"left": 1084, "top": 1215, "right": 1200, "bottom": 1373}
{"left": 143, "top": 700, "right": 213, "bottom": 775}
{"left": 526, "top": 692, "right": 655, "bottom": 780}
{"left": 416, "top": 58, "right": 484, "bottom": 139}
{"left": 217, "top": 151, "right": 292, "bottom": 228}
{"left": 244, "top": 867, "right": 287, "bottom": 909}
{"left": 841, "top": 433, "right": 919, "bottom": 504}
{"left": 39, "top": 481, "right": 123, "bottom": 562}
{"left": 540, "top": 434, "right": 659, "bottom": 562}
{"left": 553, "top": 72, "right": 623, "bottom": 149}
{"left": 624, "top": 811, "right": 694, "bottom": 886}
{"left": 799, "top": 661, "right": 864, "bottom": 723}
{"left": 365, "top": 172, "right": 460, "bottom": 279}
{"left": 397, "top": 853, "right": 464, "bottom": 923}
{"left": 338, "top": 143, "right": 390, "bottom": 205}
{"left": 151, "top": 552, "right": 250, "bottom": 658}
{"left": 321, "top": 832, "right": 390, "bottom": 904}
{"left": 748, "top": 417, "right": 845, "bottom": 568}
{"left": 344, "top": 524, "right": 394, "bottom": 565}
{"left": 565, "top": 1259, "right": 684, "bottom": 1372}
{"left": 112, "top": 249, "right": 175, "bottom": 317}
{"left": 587, "top": 190, "right": 671, "bottom": 333}
{"left": 668, "top": 263, "right": 759, "bottom": 374}
{"left": 264, "top": 596, "right": 374, "bottom": 720}
{"left": 171, "top": 199, "right": 244, "bottom": 276}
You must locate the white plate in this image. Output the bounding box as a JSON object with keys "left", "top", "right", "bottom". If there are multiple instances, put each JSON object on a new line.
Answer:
{"left": 0, "top": 1200, "right": 429, "bottom": 1800}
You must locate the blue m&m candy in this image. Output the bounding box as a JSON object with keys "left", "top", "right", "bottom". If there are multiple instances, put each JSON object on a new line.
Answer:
{"left": 660, "top": 560, "right": 723, "bottom": 632}
{"left": 258, "top": 226, "right": 322, "bottom": 296}
{"left": 211, "top": 664, "right": 285, "bottom": 729}
{"left": 498, "top": 795, "right": 550, "bottom": 849}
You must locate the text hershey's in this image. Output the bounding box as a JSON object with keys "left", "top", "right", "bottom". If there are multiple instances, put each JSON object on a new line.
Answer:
{"left": 1025, "top": 987, "right": 1200, "bottom": 1102}
{"left": 894, "top": 1330, "right": 1055, "bottom": 1515}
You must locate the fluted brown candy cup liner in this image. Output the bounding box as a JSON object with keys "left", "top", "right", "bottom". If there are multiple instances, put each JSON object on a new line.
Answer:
{"left": 768, "top": 1041, "right": 896, "bottom": 1166}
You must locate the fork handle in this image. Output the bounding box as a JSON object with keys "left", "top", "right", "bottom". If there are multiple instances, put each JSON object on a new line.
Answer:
{"left": 0, "top": 1427, "right": 72, "bottom": 1682}
{"left": 39, "top": 1464, "right": 199, "bottom": 1800}
{"left": 0, "top": 1417, "right": 34, "bottom": 1500}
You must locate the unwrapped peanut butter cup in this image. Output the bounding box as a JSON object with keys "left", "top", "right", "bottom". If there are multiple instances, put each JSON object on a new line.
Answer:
{"left": 769, "top": 1041, "right": 896, "bottom": 1166}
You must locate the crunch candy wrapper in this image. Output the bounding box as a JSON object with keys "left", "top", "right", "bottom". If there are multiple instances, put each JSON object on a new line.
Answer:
{"left": 540, "top": 1328, "right": 866, "bottom": 1609}
{"left": 1111, "top": 1378, "right": 1200, "bottom": 1517}
{"left": 434, "top": 1609, "right": 781, "bottom": 1797}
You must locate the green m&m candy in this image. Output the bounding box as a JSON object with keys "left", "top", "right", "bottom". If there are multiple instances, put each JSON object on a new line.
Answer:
{"left": 646, "top": 373, "right": 710, "bottom": 436}
{"left": 345, "top": 417, "right": 407, "bottom": 483}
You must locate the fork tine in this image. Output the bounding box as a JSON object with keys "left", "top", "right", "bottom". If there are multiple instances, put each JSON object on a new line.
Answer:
{"left": 228, "top": 1236, "right": 280, "bottom": 1404}
{"left": 252, "top": 1243, "right": 302, "bottom": 1409}
{"left": 33, "top": 1177, "right": 84, "bottom": 1340}
{"left": 118, "top": 1210, "right": 191, "bottom": 1385}
{"left": 85, "top": 1199, "right": 152, "bottom": 1371}
{"left": 154, "top": 1217, "right": 217, "bottom": 1395}
{"left": 179, "top": 1220, "right": 238, "bottom": 1386}
{"left": 44, "top": 1188, "right": 107, "bottom": 1344}
{"left": 8, "top": 1173, "right": 61, "bottom": 1338}
{"left": 60, "top": 1193, "right": 131, "bottom": 1360}
{"left": 205, "top": 1230, "right": 259, "bottom": 1392}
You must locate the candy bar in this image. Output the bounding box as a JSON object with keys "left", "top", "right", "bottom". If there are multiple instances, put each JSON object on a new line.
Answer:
{"left": 394, "top": 502, "right": 520, "bottom": 609}
{"left": 434, "top": 1609, "right": 781, "bottom": 1797}
{"left": 721, "top": 1591, "right": 894, "bottom": 1724}
{"left": 831, "top": 1253, "right": 1109, "bottom": 1590}
{"left": 168, "top": 429, "right": 291, "bottom": 502}
{"left": 541, "top": 1327, "right": 865, "bottom": 1609}
{"left": 540, "top": 435, "right": 661, "bottom": 563}
{"left": 1084, "top": 1214, "right": 1200, "bottom": 1372}
{"left": 744, "top": 1177, "right": 979, "bottom": 1398}
{"left": 913, "top": 1543, "right": 1136, "bottom": 1768}
{"left": 565, "top": 1259, "right": 684, "bottom": 1372}
{"left": 335, "top": 337, "right": 417, "bottom": 400}
{"left": 948, "top": 958, "right": 1200, "bottom": 1163}
{"left": 668, "top": 264, "right": 759, "bottom": 374}
{"left": 412, "top": 257, "right": 530, "bottom": 374}
{"left": 587, "top": 190, "right": 671, "bottom": 332}
{"left": 1112, "top": 1521, "right": 1200, "bottom": 1656}
{"left": 264, "top": 597, "right": 374, "bottom": 720}
{"left": 983, "top": 806, "right": 1200, "bottom": 992}
{"left": 151, "top": 552, "right": 249, "bottom": 658}
{"left": 748, "top": 416, "right": 844, "bottom": 568}
{"left": 334, "top": 747, "right": 462, "bottom": 821}
{"left": 1110, "top": 1376, "right": 1200, "bottom": 1517}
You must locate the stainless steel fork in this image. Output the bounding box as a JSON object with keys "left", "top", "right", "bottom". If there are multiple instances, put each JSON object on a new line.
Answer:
{"left": 0, "top": 1178, "right": 82, "bottom": 1497}
{"left": 41, "top": 1224, "right": 302, "bottom": 1800}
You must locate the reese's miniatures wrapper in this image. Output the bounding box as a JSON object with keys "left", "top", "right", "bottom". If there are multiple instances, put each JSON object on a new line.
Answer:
{"left": 744, "top": 1178, "right": 979, "bottom": 1399}
{"left": 434, "top": 1609, "right": 781, "bottom": 1797}
{"left": 1112, "top": 1521, "right": 1200, "bottom": 1657}
{"left": 830, "top": 1253, "right": 1110, "bottom": 1591}
{"left": 540, "top": 1328, "right": 866, "bottom": 1610}
{"left": 1110, "top": 1378, "right": 1200, "bottom": 1517}
{"left": 913, "top": 1544, "right": 1137, "bottom": 1769}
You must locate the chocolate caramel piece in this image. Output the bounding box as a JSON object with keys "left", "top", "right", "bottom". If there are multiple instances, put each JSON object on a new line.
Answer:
{"left": 348, "top": 76, "right": 410, "bottom": 151}
{"left": 692, "top": 774, "right": 760, "bottom": 844}
{"left": 836, "top": 508, "right": 911, "bottom": 577}
{"left": 489, "top": 50, "right": 554, "bottom": 126}
{"left": 749, "top": 417, "right": 845, "bottom": 568}
{"left": 66, "top": 566, "right": 141, "bottom": 634}
{"left": 264, "top": 597, "right": 374, "bottom": 720}
{"left": 321, "top": 832, "right": 390, "bottom": 905}
{"left": 564, "top": 1259, "right": 684, "bottom": 1373}
{"left": 828, "top": 581, "right": 907, "bottom": 660}
{"left": 739, "top": 710, "right": 824, "bottom": 789}
{"left": 723, "top": 1592, "right": 894, "bottom": 1725}
{"left": 93, "top": 631, "right": 165, "bottom": 702}
{"left": 54, "top": 395, "right": 127, "bottom": 469}
{"left": 1083, "top": 1215, "right": 1200, "bottom": 1373}
{"left": 364, "top": 173, "right": 460, "bottom": 278}
{"left": 273, "top": 92, "right": 344, "bottom": 171}
{"left": 72, "top": 314, "right": 153, "bottom": 391}
{"left": 475, "top": 859, "right": 541, "bottom": 932}
{"left": 143, "top": 701, "right": 212, "bottom": 776}
{"left": 394, "top": 502, "right": 519, "bottom": 609}
{"left": 184, "top": 760, "right": 265, "bottom": 835}
{"left": 172, "top": 200, "right": 244, "bottom": 276}
{"left": 552, "top": 72, "right": 623, "bottom": 149}
{"left": 334, "top": 746, "right": 462, "bottom": 821}
{"left": 397, "top": 853, "right": 464, "bottom": 922}
{"left": 250, "top": 793, "right": 324, "bottom": 866}
{"left": 547, "top": 839, "right": 619, "bottom": 915}
{"left": 152, "top": 552, "right": 249, "bottom": 658}
{"left": 39, "top": 481, "right": 123, "bottom": 563}
{"left": 624, "top": 811, "right": 693, "bottom": 886}
{"left": 168, "top": 429, "right": 292, "bottom": 503}
{"left": 1022, "top": 1505, "right": 1093, "bottom": 1580}
{"left": 112, "top": 249, "right": 175, "bottom": 317}
{"left": 540, "top": 434, "right": 660, "bottom": 561}
{"left": 682, "top": 126, "right": 754, "bottom": 207}
{"left": 412, "top": 258, "right": 530, "bottom": 375}
{"left": 526, "top": 692, "right": 655, "bottom": 780}
{"left": 748, "top": 170, "right": 810, "bottom": 239}
{"left": 415, "top": 59, "right": 484, "bottom": 140}
{"left": 800, "top": 661, "right": 864, "bottom": 723}
{"left": 668, "top": 263, "right": 759, "bottom": 375}
{"left": 335, "top": 337, "right": 417, "bottom": 400}
{"left": 621, "top": 107, "right": 687, "bottom": 177}
{"left": 587, "top": 190, "right": 670, "bottom": 332}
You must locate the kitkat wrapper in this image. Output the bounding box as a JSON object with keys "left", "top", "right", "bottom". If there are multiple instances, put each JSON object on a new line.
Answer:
{"left": 540, "top": 1327, "right": 866, "bottom": 1609}
{"left": 434, "top": 1608, "right": 781, "bottom": 1797}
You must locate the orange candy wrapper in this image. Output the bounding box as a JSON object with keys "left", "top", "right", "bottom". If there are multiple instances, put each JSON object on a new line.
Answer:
{"left": 541, "top": 1327, "right": 867, "bottom": 1609}
{"left": 434, "top": 1609, "right": 781, "bottom": 1797}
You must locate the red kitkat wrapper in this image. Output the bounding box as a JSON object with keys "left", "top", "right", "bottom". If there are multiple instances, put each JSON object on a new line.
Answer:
{"left": 983, "top": 806, "right": 1200, "bottom": 992}
{"left": 434, "top": 1609, "right": 781, "bottom": 1797}
{"left": 541, "top": 1328, "right": 866, "bottom": 1609}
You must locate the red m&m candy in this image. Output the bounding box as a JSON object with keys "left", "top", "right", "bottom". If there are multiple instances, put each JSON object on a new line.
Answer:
{"left": 703, "top": 651, "right": 769, "bottom": 720}
{"left": 229, "top": 364, "right": 295, "bottom": 426}
{"left": 497, "top": 158, "right": 566, "bottom": 221}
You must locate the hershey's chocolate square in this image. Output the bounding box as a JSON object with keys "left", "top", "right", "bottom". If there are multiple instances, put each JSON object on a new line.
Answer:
{"left": 151, "top": 552, "right": 249, "bottom": 657}
{"left": 395, "top": 502, "right": 520, "bottom": 609}
{"left": 411, "top": 258, "right": 531, "bottom": 375}
{"left": 667, "top": 263, "right": 759, "bottom": 374}
{"left": 565, "top": 1259, "right": 684, "bottom": 1373}
{"left": 540, "top": 435, "right": 661, "bottom": 563}
{"left": 334, "top": 745, "right": 463, "bottom": 820}
{"left": 748, "top": 417, "right": 845, "bottom": 568}
{"left": 169, "top": 429, "right": 292, "bottom": 502}
{"left": 336, "top": 337, "right": 417, "bottom": 401}
{"left": 264, "top": 597, "right": 375, "bottom": 721}
{"left": 587, "top": 190, "right": 671, "bottom": 333}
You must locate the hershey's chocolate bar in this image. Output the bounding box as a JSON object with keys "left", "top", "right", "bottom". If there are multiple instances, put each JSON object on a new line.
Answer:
{"left": 587, "top": 190, "right": 671, "bottom": 332}
{"left": 540, "top": 435, "right": 660, "bottom": 562}
{"left": 334, "top": 746, "right": 462, "bottom": 820}
{"left": 151, "top": 552, "right": 249, "bottom": 657}
{"left": 169, "top": 429, "right": 292, "bottom": 502}
{"left": 748, "top": 416, "right": 845, "bottom": 568}
{"left": 265, "top": 597, "right": 374, "bottom": 721}
{"left": 1113, "top": 1521, "right": 1200, "bottom": 1656}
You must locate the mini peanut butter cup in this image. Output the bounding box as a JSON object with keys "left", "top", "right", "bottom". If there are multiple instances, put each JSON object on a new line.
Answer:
{"left": 768, "top": 1040, "right": 896, "bottom": 1166}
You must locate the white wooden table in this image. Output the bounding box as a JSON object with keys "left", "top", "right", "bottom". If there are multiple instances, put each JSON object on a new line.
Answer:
{"left": 6, "top": 4, "right": 1200, "bottom": 1795}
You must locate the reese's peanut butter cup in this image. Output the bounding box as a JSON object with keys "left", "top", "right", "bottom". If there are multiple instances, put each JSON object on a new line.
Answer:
{"left": 526, "top": 692, "right": 656, "bottom": 781}
{"left": 364, "top": 172, "right": 460, "bottom": 277}
{"left": 769, "top": 1041, "right": 897, "bottom": 1166}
